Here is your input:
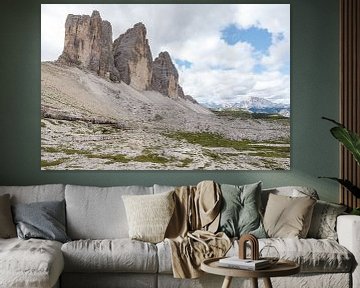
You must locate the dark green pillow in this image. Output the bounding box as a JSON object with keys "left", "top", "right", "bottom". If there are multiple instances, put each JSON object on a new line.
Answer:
{"left": 12, "top": 200, "right": 70, "bottom": 243}
{"left": 218, "top": 182, "right": 266, "bottom": 238}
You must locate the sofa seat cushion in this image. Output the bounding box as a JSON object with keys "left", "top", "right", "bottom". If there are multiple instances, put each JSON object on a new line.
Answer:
{"left": 62, "top": 239, "right": 158, "bottom": 273}
{"left": 0, "top": 238, "right": 64, "bottom": 288}
{"left": 230, "top": 238, "right": 353, "bottom": 273}
{"left": 157, "top": 238, "right": 353, "bottom": 274}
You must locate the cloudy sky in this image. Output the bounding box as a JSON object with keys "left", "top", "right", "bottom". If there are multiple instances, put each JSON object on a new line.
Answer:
{"left": 41, "top": 4, "right": 290, "bottom": 106}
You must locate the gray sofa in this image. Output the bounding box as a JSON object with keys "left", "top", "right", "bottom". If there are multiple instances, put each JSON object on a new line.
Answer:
{"left": 0, "top": 184, "right": 359, "bottom": 288}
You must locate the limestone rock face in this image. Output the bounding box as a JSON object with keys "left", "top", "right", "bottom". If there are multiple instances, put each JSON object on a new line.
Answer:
{"left": 58, "top": 11, "right": 119, "bottom": 81}
{"left": 151, "top": 51, "right": 185, "bottom": 99}
{"left": 113, "top": 23, "right": 153, "bottom": 90}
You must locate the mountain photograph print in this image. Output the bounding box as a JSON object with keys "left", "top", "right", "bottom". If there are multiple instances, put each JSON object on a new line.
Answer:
{"left": 41, "top": 4, "right": 290, "bottom": 170}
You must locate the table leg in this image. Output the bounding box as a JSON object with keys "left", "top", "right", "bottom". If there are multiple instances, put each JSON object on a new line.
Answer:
{"left": 221, "top": 276, "right": 233, "bottom": 288}
{"left": 251, "top": 278, "right": 258, "bottom": 288}
{"left": 263, "top": 277, "right": 273, "bottom": 288}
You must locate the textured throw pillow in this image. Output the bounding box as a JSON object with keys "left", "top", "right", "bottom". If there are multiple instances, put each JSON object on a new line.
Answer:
{"left": 263, "top": 193, "right": 316, "bottom": 238}
{"left": 307, "top": 200, "right": 347, "bottom": 240}
{"left": 0, "top": 194, "right": 16, "bottom": 238}
{"left": 122, "top": 190, "right": 175, "bottom": 243}
{"left": 218, "top": 182, "right": 266, "bottom": 238}
{"left": 12, "top": 200, "right": 70, "bottom": 243}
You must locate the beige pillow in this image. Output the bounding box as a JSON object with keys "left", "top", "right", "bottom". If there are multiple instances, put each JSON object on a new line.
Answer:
{"left": 0, "top": 194, "right": 16, "bottom": 238}
{"left": 122, "top": 191, "right": 175, "bottom": 243}
{"left": 263, "top": 193, "right": 316, "bottom": 238}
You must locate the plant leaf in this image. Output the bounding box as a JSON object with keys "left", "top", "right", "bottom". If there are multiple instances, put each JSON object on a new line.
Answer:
{"left": 322, "top": 116, "right": 344, "bottom": 127}
{"left": 330, "top": 126, "right": 360, "bottom": 165}
{"left": 322, "top": 117, "right": 360, "bottom": 165}
{"left": 319, "top": 177, "right": 360, "bottom": 198}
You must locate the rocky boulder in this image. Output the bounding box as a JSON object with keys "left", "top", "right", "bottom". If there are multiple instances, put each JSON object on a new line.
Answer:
{"left": 151, "top": 51, "right": 186, "bottom": 99}
{"left": 57, "top": 11, "right": 119, "bottom": 81}
{"left": 113, "top": 23, "right": 153, "bottom": 90}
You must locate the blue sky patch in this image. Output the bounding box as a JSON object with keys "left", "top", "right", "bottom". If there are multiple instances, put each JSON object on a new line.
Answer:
{"left": 281, "top": 63, "right": 290, "bottom": 75}
{"left": 221, "top": 24, "right": 272, "bottom": 54}
{"left": 175, "top": 59, "right": 192, "bottom": 69}
{"left": 253, "top": 64, "right": 266, "bottom": 74}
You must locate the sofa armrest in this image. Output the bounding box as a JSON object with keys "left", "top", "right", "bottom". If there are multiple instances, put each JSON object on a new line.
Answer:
{"left": 337, "top": 215, "right": 360, "bottom": 288}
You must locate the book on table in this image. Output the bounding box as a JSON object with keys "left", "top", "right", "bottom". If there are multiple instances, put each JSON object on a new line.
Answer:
{"left": 218, "top": 257, "right": 271, "bottom": 270}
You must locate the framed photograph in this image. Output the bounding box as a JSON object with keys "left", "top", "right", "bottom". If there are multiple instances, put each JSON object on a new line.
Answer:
{"left": 41, "top": 4, "right": 290, "bottom": 170}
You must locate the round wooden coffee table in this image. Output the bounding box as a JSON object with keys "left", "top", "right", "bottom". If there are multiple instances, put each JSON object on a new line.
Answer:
{"left": 201, "top": 257, "right": 300, "bottom": 288}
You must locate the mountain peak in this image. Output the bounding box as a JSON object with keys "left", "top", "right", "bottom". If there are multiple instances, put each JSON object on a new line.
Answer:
{"left": 57, "top": 11, "right": 119, "bottom": 81}
{"left": 151, "top": 51, "right": 185, "bottom": 99}
{"left": 113, "top": 21, "right": 153, "bottom": 90}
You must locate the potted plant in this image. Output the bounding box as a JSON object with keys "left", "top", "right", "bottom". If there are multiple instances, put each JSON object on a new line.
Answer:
{"left": 320, "top": 117, "right": 360, "bottom": 215}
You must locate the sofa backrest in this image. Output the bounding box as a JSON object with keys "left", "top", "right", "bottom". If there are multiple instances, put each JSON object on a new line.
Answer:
{"left": 0, "top": 184, "right": 65, "bottom": 204}
{"left": 65, "top": 184, "right": 154, "bottom": 240}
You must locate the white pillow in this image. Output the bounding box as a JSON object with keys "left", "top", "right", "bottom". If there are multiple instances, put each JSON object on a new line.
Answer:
{"left": 122, "top": 191, "right": 175, "bottom": 243}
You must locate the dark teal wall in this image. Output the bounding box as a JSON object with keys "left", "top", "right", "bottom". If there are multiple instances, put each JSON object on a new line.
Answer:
{"left": 0, "top": 0, "right": 340, "bottom": 202}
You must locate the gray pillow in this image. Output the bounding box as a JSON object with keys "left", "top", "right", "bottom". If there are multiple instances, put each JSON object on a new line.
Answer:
{"left": 218, "top": 182, "right": 266, "bottom": 238}
{"left": 307, "top": 200, "right": 347, "bottom": 240}
{"left": 0, "top": 194, "right": 16, "bottom": 238}
{"left": 12, "top": 200, "right": 70, "bottom": 243}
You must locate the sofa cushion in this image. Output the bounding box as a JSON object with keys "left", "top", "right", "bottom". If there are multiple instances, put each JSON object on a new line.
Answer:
{"left": 0, "top": 238, "right": 64, "bottom": 288}
{"left": 65, "top": 185, "right": 153, "bottom": 239}
{"left": 158, "top": 237, "right": 353, "bottom": 274}
{"left": 307, "top": 200, "right": 347, "bottom": 240}
{"left": 263, "top": 194, "right": 316, "bottom": 238}
{"left": 261, "top": 186, "right": 319, "bottom": 212}
{"left": 233, "top": 238, "right": 353, "bottom": 273}
{"left": 61, "top": 239, "right": 158, "bottom": 273}
{"left": 218, "top": 182, "right": 266, "bottom": 238}
{"left": 12, "top": 200, "right": 70, "bottom": 243}
{"left": 122, "top": 191, "right": 175, "bottom": 243}
{"left": 0, "top": 184, "right": 65, "bottom": 204}
{"left": 0, "top": 194, "right": 16, "bottom": 238}
{"left": 260, "top": 238, "right": 353, "bottom": 273}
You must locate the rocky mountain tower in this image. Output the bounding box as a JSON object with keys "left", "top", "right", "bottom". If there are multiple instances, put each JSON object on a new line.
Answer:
{"left": 57, "top": 11, "right": 119, "bottom": 81}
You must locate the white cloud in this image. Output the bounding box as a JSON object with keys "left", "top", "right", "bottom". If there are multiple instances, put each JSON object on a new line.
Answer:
{"left": 41, "top": 4, "right": 290, "bottom": 105}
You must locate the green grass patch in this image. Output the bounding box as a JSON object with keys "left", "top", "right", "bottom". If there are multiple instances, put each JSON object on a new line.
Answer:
{"left": 133, "top": 152, "right": 169, "bottom": 164}
{"left": 86, "top": 153, "right": 130, "bottom": 163}
{"left": 203, "top": 150, "right": 222, "bottom": 160}
{"left": 177, "top": 158, "right": 193, "bottom": 168}
{"left": 212, "top": 109, "right": 289, "bottom": 120}
{"left": 41, "top": 158, "right": 68, "bottom": 167}
{"left": 165, "top": 131, "right": 253, "bottom": 150}
{"left": 248, "top": 149, "right": 289, "bottom": 158}
{"left": 42, "top": 146, "right": 90, "bottom": 155}
{"left": 165, "top": 131, "right": 289, "bottom": 159}
{"left": 212, "top": 109, "right": 252, "bottom": 119}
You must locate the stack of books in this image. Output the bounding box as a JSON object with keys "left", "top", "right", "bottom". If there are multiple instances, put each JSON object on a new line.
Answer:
{"left": 218, "top": 257, "right": 271, "bottom": 270}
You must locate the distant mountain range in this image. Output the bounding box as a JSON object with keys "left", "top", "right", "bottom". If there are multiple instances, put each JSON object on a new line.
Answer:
{"left": 202, "top": 97, "right": 290, "bottom": 117}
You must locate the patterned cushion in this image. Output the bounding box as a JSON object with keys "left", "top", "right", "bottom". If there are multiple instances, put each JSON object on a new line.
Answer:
{"left": 307, "top": 200, "right": 347, "bottom": 240}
